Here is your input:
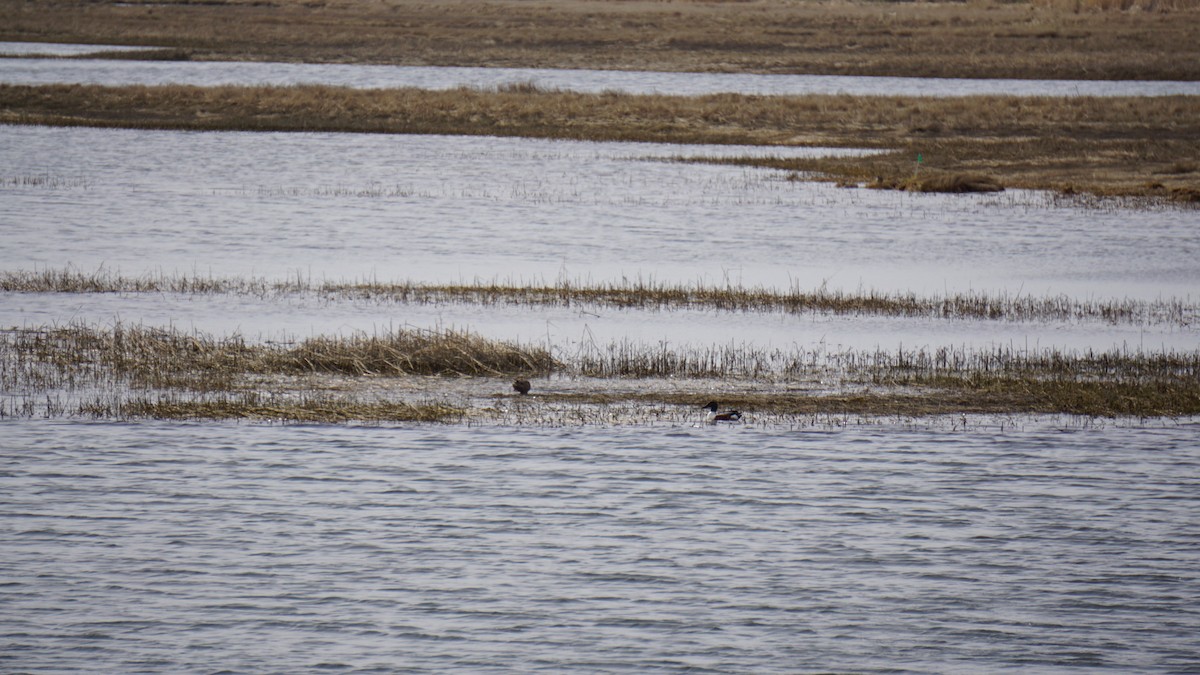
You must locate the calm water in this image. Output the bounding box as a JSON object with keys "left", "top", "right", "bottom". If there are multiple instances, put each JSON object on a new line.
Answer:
{"left": 2, "top": 420, "right": 1199, "bottom": 672}
{"left": 4, "top": 124, "right": 1197, "bottom": 300}
{"left": 4, "top": 51, "right": 1200, "bottom": 97}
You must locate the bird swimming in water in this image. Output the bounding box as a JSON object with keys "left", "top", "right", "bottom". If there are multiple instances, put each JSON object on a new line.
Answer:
{"left": 702, "top": 401, "right": 742, "bottom": 423}
{"left": 512, "top": 378, "right": 531, "bottom": 395}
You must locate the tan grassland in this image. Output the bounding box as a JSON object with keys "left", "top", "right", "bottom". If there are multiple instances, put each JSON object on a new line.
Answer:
{"left": 2, "top": 83, "right": 1198, "bottom": 199}
{"left": 2, "top": 0, "right": 1199, "bottom": 80}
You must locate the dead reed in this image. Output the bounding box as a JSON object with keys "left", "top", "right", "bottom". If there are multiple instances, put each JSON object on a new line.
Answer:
{"left": 284, "top": 331, "right": 556, "bottom": 377}
{"left": 4, "top": 83, "right": 1197, "bottom": 199}
{"left": 0, "top": 323, "right": 557, "bottom": 395}
{"left": 4, "top": 268, "right": 1195, "bottom": 327}
{"left": 572, "top": 338, "right": 1200, "bottom": 384}
{"left": 2, "top": 0, "right": 1197, "bottom": 80}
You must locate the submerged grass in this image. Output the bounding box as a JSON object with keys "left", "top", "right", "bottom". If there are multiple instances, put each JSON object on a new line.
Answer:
{"left": 79, "top": 394, "right": 466, "bottom": 424}
{"left": 4, "top": 268, "right": 1196, "bottom": 327}
{"left": 3, "top": 83, "right": 1197, "bottom": 199}
{"left": 3, "top": 323, "right": 1198, "bottom": 420}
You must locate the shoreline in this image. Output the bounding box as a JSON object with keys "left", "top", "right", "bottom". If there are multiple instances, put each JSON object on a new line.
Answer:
{"left": 4, "top": 319, "right": 1198, "bottom": 422}
{"left": 3, "top": 83, "right": 1198, "bottom": 201}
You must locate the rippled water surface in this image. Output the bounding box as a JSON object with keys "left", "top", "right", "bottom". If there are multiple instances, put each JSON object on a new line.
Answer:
{"left": 4, "top": 52, "right": 1200, "bottom": 97}
{"left": 3, "top": 50, "right": 1200, "bottom": 673}
{"left": 3, "top": 420, "right": 1199, "bottom": 672}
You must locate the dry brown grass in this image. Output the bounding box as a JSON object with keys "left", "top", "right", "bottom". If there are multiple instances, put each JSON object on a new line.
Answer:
{"left": 1, "top": 0, "right": 1198, "bottom": 80}
{"left": 3, "top": 82, "right": 1197, "bottom": 198}
{"left": 285, "top": 331, "right": 557, "bottom": 377}
{"left": 0, "top": 324, "right": 557, "bottom": 395}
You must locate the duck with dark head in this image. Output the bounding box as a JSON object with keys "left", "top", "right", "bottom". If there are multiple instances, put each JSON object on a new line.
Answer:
{"left": 702, "top": 401, "right": 742, "bottom": 423}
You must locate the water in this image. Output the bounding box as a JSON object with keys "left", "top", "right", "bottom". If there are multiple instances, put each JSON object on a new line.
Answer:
{"left": 3, "top": 51, "right": 1200, "bottom": 673}
{"left": 3, "top": 123, "right": 1198, "bottom": 355}
{"left": 2, "top": 421, "right": 1198, "bottom": 672}
{"left": 3, "top": 124, "right": 1196, "bottom": 300}
{"left": 4, "top": 50, "right": 1200, "bottom": 97}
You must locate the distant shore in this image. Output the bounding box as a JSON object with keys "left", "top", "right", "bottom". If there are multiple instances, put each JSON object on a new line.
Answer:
{"left": 2, "top": 0, "right": 1198, "bottom": 81}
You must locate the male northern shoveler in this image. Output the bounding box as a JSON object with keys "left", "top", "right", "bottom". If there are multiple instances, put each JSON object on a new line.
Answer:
{"left": 702, "top": 401, "right": 742, "bottom": 423}
{"left": 512, "top": 378, "right": 531, "bottom": 395}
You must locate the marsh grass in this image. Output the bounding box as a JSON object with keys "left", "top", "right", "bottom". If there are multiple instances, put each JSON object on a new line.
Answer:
{"left": 3, "top": 323, "right": 1198, "bottom": 420}
{"left": 1, "top": 172, "right": 91, "bottom": 189}
{"left": 3, "top": 84, "right": 1197, "bottom": 199}
{"left": 542, "top": 342, "right": 1200, "bottom": 417}
{"left": 0, "top": 323, "right": 557, "bottom": 396}
{"left": 2, "top": 0, "right": 1198, "bottom": 80}
{"left": 286, "top": 331, "right": 557, "bottom": 377}
{"left": 4, "top": 268, "right": 1195, "bottom": 327}
{"left": 76, "top": 393, "right": 465, "bottom": 423}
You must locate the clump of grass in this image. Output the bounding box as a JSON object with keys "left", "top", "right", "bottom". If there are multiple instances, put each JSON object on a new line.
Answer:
{"left": 280, "top": 330, "right": 556, "bottom": 377}
{"left": 0, "top": 323, "right": 557, "bottom": 394}
{"left": 574, "top": 339, "right": 779, "bottom": 379}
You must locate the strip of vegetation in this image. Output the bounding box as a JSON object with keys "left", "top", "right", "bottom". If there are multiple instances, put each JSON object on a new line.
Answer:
{"left": 3, "top": 268, "right": 1196, "bottom": 327}
{"left": 0, "top": 324, "right": 557, "bottom": 393}
{"left": 1, "top": 0, "right": 1198, "bottom": 80}
{"left": 4, "top": 324, "right": 1198, "bottom": 419}
{"left": 571, "top": 338, "right": 1200, "bottom": 387}
{"left": 77, "top": 395, "right": 466, "bottom": 424}
{"left": 3, "top": 83, "right": 1197, "bottom": 199}
{"left": 540, "top": 381, "right": 1200, "bottom": 419}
